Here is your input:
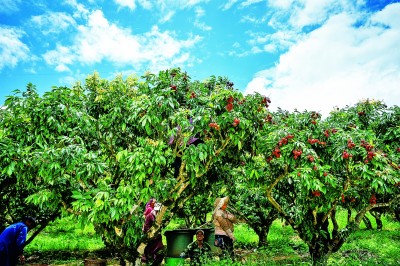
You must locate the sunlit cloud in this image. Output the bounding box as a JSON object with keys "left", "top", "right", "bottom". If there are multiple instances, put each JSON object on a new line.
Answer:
{"left": 221, "top": 0, "right": 239, "bottom": 11}
{"left": 114, "top": 0, "right": 136, "bottom": 10}
{"left": 42, "top": 10, "right": 202, "bottom": 72}
{"left": 0, "top": 27, "right": 30, "bottom": 71}
{"left": 245, "top": 3, "right": 400, "bottom": 117}
{"left": 240, "top": 0, "right": 263, "bottom": 8}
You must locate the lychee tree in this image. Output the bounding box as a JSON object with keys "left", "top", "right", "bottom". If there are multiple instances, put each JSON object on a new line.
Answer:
{"left": 327, "top": 101, "right": 400, "bottom": 228}
{"left": 0, "top": 69, "right": 269, "bottom": 263}
{"left": 254, "top": 102, "right": 399, "bottom": 265}
{"left": 223, "top": 158, "right": 279, "bottom": 248}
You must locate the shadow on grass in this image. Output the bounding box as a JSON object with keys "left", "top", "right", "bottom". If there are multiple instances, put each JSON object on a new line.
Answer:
{"left": 25, "top": 248, "right": 117, "bottom": 265}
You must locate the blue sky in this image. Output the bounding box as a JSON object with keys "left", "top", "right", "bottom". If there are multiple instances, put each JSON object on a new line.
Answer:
{"left": 1, "top": 0, "right": 399, "bottom": 116}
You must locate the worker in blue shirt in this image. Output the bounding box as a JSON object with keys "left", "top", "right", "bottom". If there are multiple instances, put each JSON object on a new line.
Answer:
{"left": 0, "top": 216, "right": 36, "bottom": 266}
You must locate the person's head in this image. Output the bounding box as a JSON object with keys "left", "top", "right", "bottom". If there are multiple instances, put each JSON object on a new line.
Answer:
{"left": 144, "top": 198, "right": 156, "bottom": 214}
{"left": 195, "top": 229, "right": 205, "bottom": 242}
{"left": 220, "top": 196, "right": 229, "bottom": 211}
{"left": 150, "top": 199, "right": 156, "bottom": 208}
{"left": 23, "top": 216, "right": 36, "bottom": 230}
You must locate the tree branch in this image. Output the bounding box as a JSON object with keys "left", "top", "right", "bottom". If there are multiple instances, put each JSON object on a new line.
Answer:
{"left": 266, "top": 165, "right": 288, "bottom": 216}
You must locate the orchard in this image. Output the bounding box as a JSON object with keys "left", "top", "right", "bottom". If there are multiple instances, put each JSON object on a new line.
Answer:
{"left": 0, "top": 69, "right": 399, "bottom": 265}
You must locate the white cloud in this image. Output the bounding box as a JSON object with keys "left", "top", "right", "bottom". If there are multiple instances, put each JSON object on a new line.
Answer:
{"left": 194, "top": 6, "right": 205, "bottom": 17}
{"left": 31, "top": 12, "right": 76, "bottom": 35}
{"left": 184, "top": 0, "right": 210, "bottom": 8}
{"left": 114, "top": 0, "right": 136, "bottom": 10}
{"left": 266, "top": 0, "right": 355, "bottom": 31}
{"left": 240, "top": 0, "right": 263, "bottom": 8}
{"left": 246, "top": 30, "right": 298, "bottom": 55}
{"left": 0, "top": 27, "right": 30, "bottom": 71}
{"left": 194, "top": 7, "right": 212, "bottom": 31}
{"left": 43, "top": 10, "right": 202, "bottom": 72}
{"left": 245, "top": 3, "right": 400, "bottom": 117}
{"left": 268, "top": 0, "right": 294, "bottom": 9}
{"left": 370, "top": 1, "right": 400, "bottom": 28}
{"left": 221, "top": 0, "right": 239, "bottom": 11}
{"left": 288, "top": 0, "right": 339, "bottom": 29}
{"left": 0, "top": 0, "right": 21, "bottom": 14}
{"left": 110, "top": 0, "right": 209, "bottom": 23}
{"left": 159, "top": 10, "right": 175, "bottom": 23}
{"left": 138, "top": 0, "right": 153, "bottom": 9}
{"left": 64, "top": 0, "right": 90, "bottom": 19}
{"left": 194, "top": 21, "right": 212, "bottom": 31}
{"left": 43, "top": 44, "right": 74, "bottom": 72}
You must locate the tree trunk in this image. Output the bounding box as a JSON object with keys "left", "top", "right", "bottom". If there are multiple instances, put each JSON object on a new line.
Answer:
{"left": 309, "top": 248, "right": 329, "bottom": 266}
{"left": 370, "top": 211, "right": 383, "bottom": 230}
{"left": 346, "top": 208, "right": 351, "bottom": 225}
{"left": 256, "top": 228, "right": 268, "bottom": 247}
{"left": 362, "top": 215, "right": 373, "bottom": 229}
{"left": 308, "top": 213, "right": 331, "bottom": 266}
{"left": 394, "top": 207, "right": 400, "bottom": 222}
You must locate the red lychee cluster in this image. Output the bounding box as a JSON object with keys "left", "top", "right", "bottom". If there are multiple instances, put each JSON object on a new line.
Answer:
{"left": 226, "top": 96, "right": 234, "bottom": 112}
{"left": 208, "top": 122, "right": 220, "bottom": 130}
{"left": 278, "top": 137, "right": 288, "bottom": 146}
{"left": 278, "top": 134, "right": 294, "bottom": 147}
{"left": 347, "top": 139, "right": 356, "bottom": 149}
{"left": 272, "top": 147, "right": 281, "bottom": 158}
{"left": 232, "top": 118, "right": 240, "bottom": 127}
{"left": 308, "top": 138, "right": 326, "bottom": 146}
{"left": 293, "top": 149, "right": 302, "bottom": 160}
{"left": 369, "top": 194, "right": 377, "bottom": 205}
{"left": 265, "top": 114, "right": 273, "bottom": 123}
{"left": 342, "top": 150, "right": 352, "bottom": 159}
{"left": 262, "top": 97, "right": 271, "bottom": 108}
{"left": 360, "top": 140, "right": 373, "bottom": 151}
{"left": 340, "top": 195, "right": 356, "bottom": 203}
{"left": 323, "top": 128, "right": 338, "bottom": 137}
{"left": 311, "top": 112, "right": 320, "bottom": 119}
{"left": 308, "top": 138, "right": 319, "bottom": 145}
{"left": 365, "top": 151, "right": 376, "bottom": 163}
{"left": 312, "top": 190, "right": 321, "bottom": 197}
{"left": 360, "top": 140, "right": 375, "bottom": 163}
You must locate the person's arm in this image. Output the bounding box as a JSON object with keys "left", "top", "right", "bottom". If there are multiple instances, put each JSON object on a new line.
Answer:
{"left": 225, "top": 212, "right": 237, "bottom": 223}
{"left": 204, "top": 242, "right": 212, "bottom": 253}
{"left": 180, "top": 242, "right": 194, "bottom": 258}
{"left": 207, "top": 243, "right": 213, "bottom": 258}
{"left": 16, "top": 226, "right": 28, "bottom": 263}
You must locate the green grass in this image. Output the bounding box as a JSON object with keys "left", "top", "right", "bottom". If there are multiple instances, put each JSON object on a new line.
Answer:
{"left": 328, "top": 215, "right": 400, "bottom": 266}
{"left": 24, "top": 212, "right": 400, "bottom": 265}
{"left": 25, "top": 216, "right": 107, "bottom": 265}
{"left": 26, "top": 217, "right": 104, "bottom": 252}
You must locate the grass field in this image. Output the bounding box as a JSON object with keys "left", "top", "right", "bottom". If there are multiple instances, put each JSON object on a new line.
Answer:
{"left": 24, "top": 211, "right": 400, "bottom": 265}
